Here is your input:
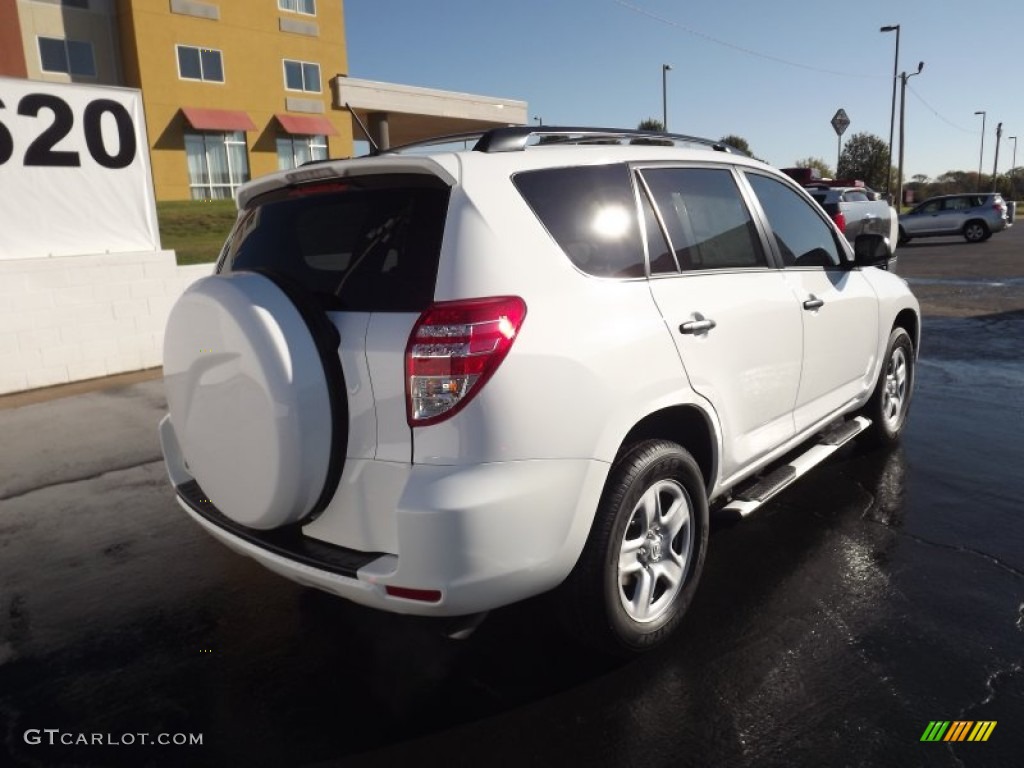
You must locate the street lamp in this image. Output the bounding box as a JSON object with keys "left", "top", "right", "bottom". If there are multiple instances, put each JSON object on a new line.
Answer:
{"left": 533, "top": 115, "right": 543, "bottom": 126}
{"left": 974, "top": 111, "right": 986, "bottom": 191}
{"left": 1010, "top": 135, "right": 1018, "bottom": 187}
{"left": 897, "top": 61, "right": 924, "bottom": 209}
{"left": 880, "top": 24, "right": 900, "bottom": 197}
{"left": 992, "top": 122, "right": 1003, "bottom": 188}
{"left": 1010, "top": 136, "right": 1019, "bottom": 200}
{"left": 662, "top": 64, "right": 672, "bottom": 131}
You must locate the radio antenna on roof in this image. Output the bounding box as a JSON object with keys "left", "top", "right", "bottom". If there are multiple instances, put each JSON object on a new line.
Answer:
{"left": 345, "top": 103, "right": 380, "bottom": 156}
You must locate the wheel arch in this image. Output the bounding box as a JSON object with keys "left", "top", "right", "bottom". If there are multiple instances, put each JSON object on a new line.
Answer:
{"left": 614, "top": 405, "right": 717, "bottom": 493}
{"left": 894, "top": 307, "right": 921, "bottom": 356}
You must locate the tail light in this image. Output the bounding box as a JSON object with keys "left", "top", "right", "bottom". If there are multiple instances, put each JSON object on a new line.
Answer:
{"left": 406, "top": 296, "right": 527, "bottom": 426}
{"left": 832, "top": 211, "right": 847, "bottom": 234}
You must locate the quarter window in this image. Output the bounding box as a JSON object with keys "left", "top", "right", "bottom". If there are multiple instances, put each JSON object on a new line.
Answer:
{"left": 640, "top": 167, "right": 767, "bottom": 271}
{"left": 185, "top": 131, "right": 250, "bottom": 200}
{"left": 746, "top": 173, "right": 843, "bottom": 268}
{"left": 279, "top": 0, "right": 316, "bottom": 14}
{"left": 513, "top": 163, "right": 646, "bottom": 278}
{"left": 177, "top": 45, "right": 224, "bottom": 83}
{"left": 38, "top": 37, "right": 96, "bottom": 77}
{"left": 283, "top": 60, "right": 321, "bottom": 92}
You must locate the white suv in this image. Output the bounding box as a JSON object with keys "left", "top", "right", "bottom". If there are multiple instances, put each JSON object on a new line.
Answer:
{"left": 160, "top": 127, "right": 919, "bottom": 654}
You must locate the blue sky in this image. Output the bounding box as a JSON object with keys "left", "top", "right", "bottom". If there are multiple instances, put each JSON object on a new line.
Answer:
{"left": 344, "top": 0, "right": 1024, "bottom": 180}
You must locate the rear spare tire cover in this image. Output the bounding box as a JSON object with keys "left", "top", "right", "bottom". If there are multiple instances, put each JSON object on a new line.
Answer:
{"left": 163, "top": 272, "right": 341, "bottom": 530}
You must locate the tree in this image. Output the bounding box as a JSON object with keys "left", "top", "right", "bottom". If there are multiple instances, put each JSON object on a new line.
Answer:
{"left": 719, "top": 134, "right": 752, "bottom": 156}
{"left": 793, "top": 156, "right": 834, "bottom": 179}
{"left": 638, "top": 118, "right": 664, "bottom": 131}
{"left": 837, "top": 132, "right": 892, "bottom": 190}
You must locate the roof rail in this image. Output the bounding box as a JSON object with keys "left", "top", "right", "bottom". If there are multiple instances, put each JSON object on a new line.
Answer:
{"left": 384, "top": 126, "right": 741, "bottom": 156}
{"left": 473, "top": 126, "right": 739, "bottom": 154}
{"left": 384, "top": 131, "right": 491, "bottom": 154}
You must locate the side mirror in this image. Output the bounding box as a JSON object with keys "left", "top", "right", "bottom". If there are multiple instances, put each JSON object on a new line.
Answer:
{"left": 854, "top": 233, "right": 892, "bottom": 269}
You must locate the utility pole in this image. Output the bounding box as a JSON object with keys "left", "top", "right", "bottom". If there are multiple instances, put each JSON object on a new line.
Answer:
{"left": 662, "top": 64, "right": 672, "bottom": 131}
{"left": 897, "top": 62, "right": 924, "bottom": 209}
{"left": 992, "top": 122, "right": 1003, "bottom": 189}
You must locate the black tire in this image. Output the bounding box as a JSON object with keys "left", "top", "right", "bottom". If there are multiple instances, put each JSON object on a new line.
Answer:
{"left": 963, "top": 220, "right": 989, "bottom": 243}
{"left": 898, "top": 227, "right": 910, "bottom": 246}
{"left": 862, "top": 327, "right": 915, "bottom": 448}
{"left": 558, "top": 440, "right": 709, "bottom": 656}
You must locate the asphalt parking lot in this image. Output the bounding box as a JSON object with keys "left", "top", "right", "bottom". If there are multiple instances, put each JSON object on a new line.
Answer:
{"left": 1, "top": 225, "right": 1022, "bottom": 767}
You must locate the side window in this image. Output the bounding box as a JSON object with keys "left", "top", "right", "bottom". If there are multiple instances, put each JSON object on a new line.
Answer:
{"left": 640, "top": 167, "right": 766, "bottom": 271}
{"left": 638, "top": 180, "right": 677, "bottom": 274}
{"left": 746, "top": 173, "right": 843, "bottom": 268}
{"left": 513, "top": 164, "right": 646, "bottom": 278}
{"left": 920, "top": 200, "right": 942, "bottom": 214}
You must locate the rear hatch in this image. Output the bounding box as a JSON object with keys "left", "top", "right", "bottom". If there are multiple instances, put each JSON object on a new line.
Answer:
{"left": 163, "top": 161, "right": 452, "bottom": 530}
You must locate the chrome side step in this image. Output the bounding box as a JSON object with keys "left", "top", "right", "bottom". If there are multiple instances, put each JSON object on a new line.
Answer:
{"left": 720, "top": 416, "right": 871, "bottom": 517}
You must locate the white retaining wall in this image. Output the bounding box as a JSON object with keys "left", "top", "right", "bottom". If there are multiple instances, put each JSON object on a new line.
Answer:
{"left": 0, "top": 251, "right": 212, "bottom": 395}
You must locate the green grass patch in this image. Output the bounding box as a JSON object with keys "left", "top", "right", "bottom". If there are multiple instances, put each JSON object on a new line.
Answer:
{"left": 157, "top": 200, "right": 237, "bottom": 265}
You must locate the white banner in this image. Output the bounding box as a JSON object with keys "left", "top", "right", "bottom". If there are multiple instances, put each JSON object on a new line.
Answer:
{"left": 0, "top": 76, "right": 159, "bottom": 260}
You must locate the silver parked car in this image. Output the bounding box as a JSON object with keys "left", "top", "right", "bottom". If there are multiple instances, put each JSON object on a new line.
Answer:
{"left": 898, "top": 193, "right": 1011, "bottom": 244}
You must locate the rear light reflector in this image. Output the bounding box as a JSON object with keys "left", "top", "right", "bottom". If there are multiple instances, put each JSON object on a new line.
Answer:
{"left": 832, "top": 211, "right": 847, "bottom": 234}
{"left": 385, "top": 585, "right": 442, "bottom": 602}
{"left": 406, "top": 296, "right": 527, "bottom": 426}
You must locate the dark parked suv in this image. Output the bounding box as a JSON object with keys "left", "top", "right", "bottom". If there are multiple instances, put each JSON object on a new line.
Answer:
{"left": 898, "top": 193, "right": 1011, "bottom": 244}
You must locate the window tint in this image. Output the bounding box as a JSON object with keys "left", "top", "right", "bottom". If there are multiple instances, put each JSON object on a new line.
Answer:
{"left": 746, "top": 173, "right": 842, "bottom": 268}
{"left": 640, "top": 167, "right": 766, "bottom": 271}
{"left": 513, "top": 164, "right": 645, "bottom": 278}
{"left": 218, "top": 176, "right": 450, "bottom": 312}
{"left": 843, "top": 190, "right": 869, "bottom": 203}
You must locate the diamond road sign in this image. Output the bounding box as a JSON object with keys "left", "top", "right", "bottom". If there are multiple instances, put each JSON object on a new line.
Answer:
{"left": 831, "top": 109, "right": 850, "bottom": 136}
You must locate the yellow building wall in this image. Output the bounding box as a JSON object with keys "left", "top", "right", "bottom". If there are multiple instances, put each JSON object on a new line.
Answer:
{"left": 118, "top": 0, "right": 352, "bottom": 200}
{"left": 16, "top": 0, "right": 122, "bottom": 85}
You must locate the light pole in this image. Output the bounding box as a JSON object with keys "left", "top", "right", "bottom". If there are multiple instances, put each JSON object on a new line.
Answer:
{"left": 974, "top": 111, "right": 986, "bottom": 191}
{"left": 897, "top": 61, "right": 924, "bottom": 209}
{"left": 533, "top": 115, "right": 543, "bottom": 126}
{"left": 880, "top": 24, "right": 900, "bottom": 198}
{"left": 662, "top": 64, "right": 672, "bottom": 131}
{"left": 1010, "top": 136, "right": 1019, "bottom": 200}
{"left": 992, "top": 122, "right": 1003, "bottom": 189}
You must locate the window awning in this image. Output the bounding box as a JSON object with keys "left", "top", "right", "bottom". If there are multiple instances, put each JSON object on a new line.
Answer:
{"left": 275, "top": 113, "right": 338, "bottom": 136}
{"left": 181, "top": 107, "right": 257, "bottom": 132}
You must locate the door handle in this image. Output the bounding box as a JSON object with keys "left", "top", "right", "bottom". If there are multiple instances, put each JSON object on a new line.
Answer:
{"left": 679, "top": 318, "right": 717, "bottom": 334}
{"left": 803, "top": 296, "right": 824, "bottom": 310}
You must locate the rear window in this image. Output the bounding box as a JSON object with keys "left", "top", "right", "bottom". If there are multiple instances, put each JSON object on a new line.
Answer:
{"left": 513, "top": 163, "right": 646, "bottom": 277}
{"left": 217, "top": 175, "right": 449, "bottom": 311}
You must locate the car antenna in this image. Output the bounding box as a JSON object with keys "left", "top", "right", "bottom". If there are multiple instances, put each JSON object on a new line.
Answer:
{"left": 346, "top": 103, "right": 380, "bottom": 156}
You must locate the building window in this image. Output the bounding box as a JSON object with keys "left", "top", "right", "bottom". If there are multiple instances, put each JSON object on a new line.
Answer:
{"left": 279, "top": 0, "right": 316, "bottom": 15}
{"left": 177, "top": 45, "right": 224, "bottom": 83}
{"left": 283, "top": 60, "right": 320, "bottom": 92}
{"left": 276, "top": 134, "right": 328, "bottom": 170}
{"left": 185, "top": 131, "right": 250, "bottom": 200}
{"left": 38, "top": 37, "right": 96, "bottom": 77}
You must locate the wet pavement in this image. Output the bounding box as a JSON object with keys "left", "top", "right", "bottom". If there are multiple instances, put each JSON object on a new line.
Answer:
{"left": 1, "top": 232, "right": 1023, "bottom": 767}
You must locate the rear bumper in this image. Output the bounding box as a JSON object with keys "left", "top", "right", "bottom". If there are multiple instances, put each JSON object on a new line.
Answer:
{"left": 161, "top": 415, "right": 607, "bottom": 616}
